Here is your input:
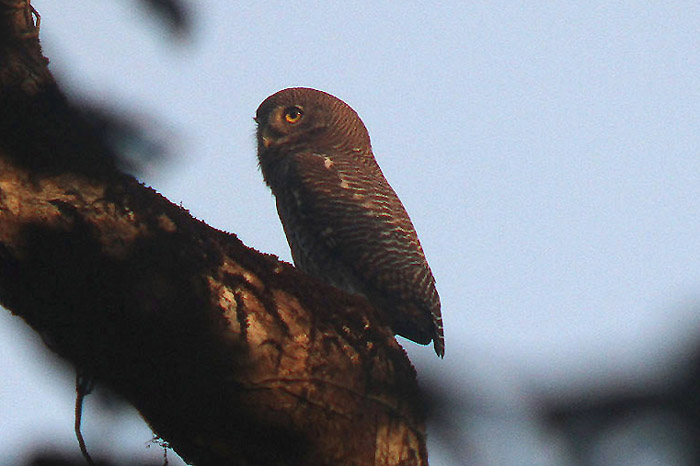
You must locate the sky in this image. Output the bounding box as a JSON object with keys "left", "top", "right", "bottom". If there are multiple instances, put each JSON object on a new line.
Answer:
{"left": 1, "top": 2, "right": 699, "bottom": 465}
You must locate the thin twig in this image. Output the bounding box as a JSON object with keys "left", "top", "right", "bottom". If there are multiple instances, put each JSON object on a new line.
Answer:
{"left": 75, "top": 372, "right": 96, "bottom": 466}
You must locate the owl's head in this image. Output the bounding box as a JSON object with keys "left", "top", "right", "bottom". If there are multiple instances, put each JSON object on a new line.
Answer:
{"left": 255, "top": 88, "right": 371, "bottom": 156}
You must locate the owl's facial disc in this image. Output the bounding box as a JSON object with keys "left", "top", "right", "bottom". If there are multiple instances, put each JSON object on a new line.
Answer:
{"left": 258, "top": 104, "right": 313, "bottom": 149}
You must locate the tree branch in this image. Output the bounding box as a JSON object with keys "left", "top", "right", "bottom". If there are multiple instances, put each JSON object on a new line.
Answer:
{"left": 0, "top": 2, "right": 427, "bottom": 465}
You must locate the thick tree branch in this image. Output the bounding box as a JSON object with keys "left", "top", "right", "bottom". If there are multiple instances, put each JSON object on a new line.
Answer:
{"left": 0, "top": 2, "right": 427, "bottom": 465}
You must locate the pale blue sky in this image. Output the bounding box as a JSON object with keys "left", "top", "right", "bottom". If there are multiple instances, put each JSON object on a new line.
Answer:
{"left": 1, "top": 2, "right": 699, "bottom": 465}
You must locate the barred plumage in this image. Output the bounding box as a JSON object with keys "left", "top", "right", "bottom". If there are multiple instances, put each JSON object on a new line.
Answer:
{"left": 255, "top": 88, "right": 444, "bottom": 357}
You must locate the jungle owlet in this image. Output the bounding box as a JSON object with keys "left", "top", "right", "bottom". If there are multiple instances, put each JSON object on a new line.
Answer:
{"left": 255, "top": 88, "right": 444, "bottom": 357}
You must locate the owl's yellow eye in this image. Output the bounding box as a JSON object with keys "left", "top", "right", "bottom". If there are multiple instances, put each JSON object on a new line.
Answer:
{"left": 283, "top": 106, "right": 303, "bottom": 124}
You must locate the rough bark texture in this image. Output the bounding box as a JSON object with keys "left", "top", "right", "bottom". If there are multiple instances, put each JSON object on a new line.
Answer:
{"left": 0, "top": 2, "right": 428, "bottom": 465}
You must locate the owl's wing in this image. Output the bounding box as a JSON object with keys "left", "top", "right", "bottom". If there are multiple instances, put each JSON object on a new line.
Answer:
{"left": 286, "top": 150, "right": 443, "bottom": 352}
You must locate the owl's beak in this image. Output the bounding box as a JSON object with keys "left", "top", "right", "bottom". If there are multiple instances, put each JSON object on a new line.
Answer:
{"left": 259, "top": 126, "right": 274, "bottom": 149}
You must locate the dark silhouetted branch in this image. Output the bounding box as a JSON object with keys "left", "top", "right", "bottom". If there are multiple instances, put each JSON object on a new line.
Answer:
{"left": 0, "top": 2, "right": 427, "bottom": 465}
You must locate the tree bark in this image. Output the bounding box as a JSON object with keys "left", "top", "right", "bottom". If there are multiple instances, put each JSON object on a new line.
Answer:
{"left": 0, "top": 2, "right": 428, "bottom": 465}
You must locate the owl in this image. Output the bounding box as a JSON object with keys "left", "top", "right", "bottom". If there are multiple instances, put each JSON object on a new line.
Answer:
{"left": 255, "top": 88, "right": 444, "bottom": 357}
